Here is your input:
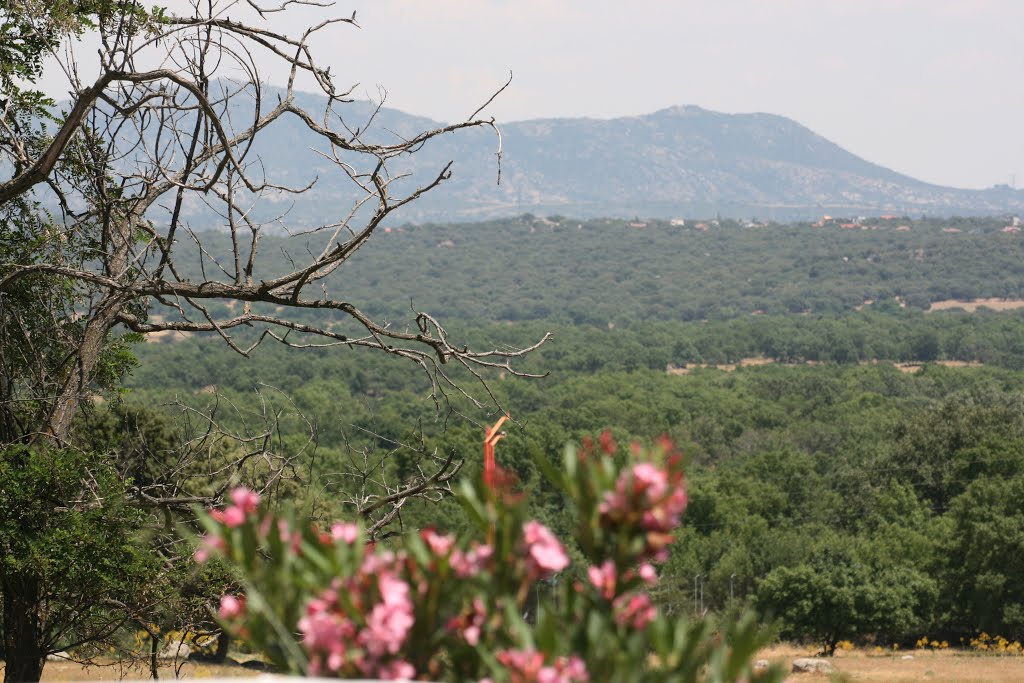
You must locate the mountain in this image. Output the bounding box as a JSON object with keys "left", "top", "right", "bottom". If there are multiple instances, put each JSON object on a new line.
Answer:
{"left": 183, "top": 91, "right": 1024, "bottom": 223}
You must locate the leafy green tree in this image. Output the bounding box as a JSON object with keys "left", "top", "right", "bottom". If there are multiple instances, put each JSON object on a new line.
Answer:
{"left": 0, "top": 446, "right": 156, "bottom": 682}
{"left": 757, "top": 544, "right": 936, "bottom": 654}
{"left": 941, "top": 476, "right": 1024, "bottom": 639}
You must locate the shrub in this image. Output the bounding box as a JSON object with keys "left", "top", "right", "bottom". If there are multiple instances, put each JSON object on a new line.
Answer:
{"left": 196, "top": 435, "right": 782, "bottom": 682}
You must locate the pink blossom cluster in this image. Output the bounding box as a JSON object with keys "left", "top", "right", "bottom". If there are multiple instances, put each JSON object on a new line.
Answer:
{"left": 195, "top": 487, "right": 263, "bottom": 563}
{"left": 598, "top": 458, "right": 687, "bottom": 561}
{"left": 450, "top": 540, "right": 495, "bottom": 578}
{"left": 612, "top": 592, "right": 656, "bottom": 630}
{"left": 330, "top": 522, "right": 359, "bottom": 545}
{"left": 193, "top": 534, "right": 225, "bottom": 564}
{"left": 446, "top": 596, "right": 488, "bottom": 646}
{"left": 522, "top": 520, "right": 570, "bottom": 579}
{"left": 218, "top": 594, "right": 245, "bottom": 619}
{"left": 587, "top": 560, "right": 658, "bottom": 629}
{"left": 420, "top": 529, "right": 497, "bottom": 580}
{"left": 580, "top": 430, "right": 618, "bottom": 459}
{"left": 422, "top": 528, "right": 456, "bottom": 555}
{"left": 208, "top": 487, "right": 261, "bottom": 528}
{"left": 297, "top": 555, "right": 416, "bottom": 680}
{"left": 587, "top": 560, "right": 617, "bottom": 600}
{"left": 485, "top": 649, "right": 588, "bottom": 683}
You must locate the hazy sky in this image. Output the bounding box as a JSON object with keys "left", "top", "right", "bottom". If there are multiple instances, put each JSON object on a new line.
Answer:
{"left": 47, "top": 0, "right": 1024, "bottom": 189}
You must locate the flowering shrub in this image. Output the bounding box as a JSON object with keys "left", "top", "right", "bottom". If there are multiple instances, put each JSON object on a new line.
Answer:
{"left": 968, "top": 632, "right": 1024, "bottom": 655}
{"left": 196, "top": 434, "right": 782, "bottom": 682}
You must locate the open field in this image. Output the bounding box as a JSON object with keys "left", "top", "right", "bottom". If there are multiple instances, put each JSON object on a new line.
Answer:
{"left": 11, "top": 648, "right": 1024, "bottom": 682}
{"left": 758, "top": 645, "right": 1024, "bottom": 682}
{"left": 667, "top": 358, "right": 984, "bottom": 375}
{"left": 1, "top": 659, "right": 264, "bottom": 681}
{"left": 927, "top": 298, "right": 1024, "bottom": 312}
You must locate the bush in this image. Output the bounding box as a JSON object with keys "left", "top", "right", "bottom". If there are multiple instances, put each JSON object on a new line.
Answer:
{"left": 196, "top": 435, "right": 782, "bottom": 682}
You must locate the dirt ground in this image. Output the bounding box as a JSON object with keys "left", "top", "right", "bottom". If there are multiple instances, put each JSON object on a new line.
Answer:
{"left": 927, "top": 298, "right": 1024, "bottom": 312}
{"left": 2, "top": 658, "right": 264, "bottom": 681}
{"left": 759, "top": 644, "right": 1024, "bottom": 682}
{"left": 9, "top": 647, "right": 1024, "bottom": 681}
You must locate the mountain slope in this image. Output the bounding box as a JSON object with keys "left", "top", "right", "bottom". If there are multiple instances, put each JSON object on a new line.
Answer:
{"left": 188, "top": 91, "right": 1024, "bottom": 223}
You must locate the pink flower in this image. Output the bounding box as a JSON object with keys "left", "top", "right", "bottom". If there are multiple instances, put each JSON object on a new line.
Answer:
{"left": 497, "top": 649, "right": 588, "bottom": 683}
{"left": 638, "top": 562, "right": 658, "bottom": 586}
{"left": 599, "top": 430, "right": 617, "bottom": 455}
{"left": 193, "top": 535, "right": 225, "bottom": 563}
{"left": 361, "top": 572, "right": 414, "bottom": 657}
{"left": 361, "top": 549, "right": 396, "bottom": 576}
{"left": 598, "top": 459, "right": 688, "bottom": 562}
{"left": 630, "top": 463, "right": 668, "bottom": 499}
{"left": 446, "top": 597, "right": 487, "bottom": 646}
{"left": 613, "top": 592, "right": 657, "bottom": 630}
{"left": 363, "top": 602, "right": 415, "bottom": 657}
{"left": 497, "top": 649, "right": 545, "bottom": 682}
{"left": 587, "top": 560, "right": 617, "bottom": 600}
{"left": 376, "top": 659, "right": 415, "bottom": 680}
{"left": 421, "top": 528, "right": 456, "bottom": 556}
{"left": 230, "top": 487, "right": 261, "bottom": 513}
{"left": 331, "top": 522, "right": 359, "bottom": 544}
{"left": 562, "top": 656, "right": 588, "bottom": 681}
{"left": 451, "top": 542, "right": 494, "bottom": 578}
{"left": 522, "top": 521, "right": 570, "bottom": 579}
{"left": 298, "top": 585, "right": 357, "bottom": 676}
{"left": 223, "top": 505, "right": 246, "bottom": 528}
{"left": 218, "top": 594, "right": 245, "bottom": 619}
{"left": 299, "top": 611, "right": 355, "bottom": 674}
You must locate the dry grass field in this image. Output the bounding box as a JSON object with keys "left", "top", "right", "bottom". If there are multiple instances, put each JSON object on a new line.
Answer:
{"left": 758, "top": 644, "right": 1024, "bottom": 682}
{"left": 667, "top": 358, "right": 984, "bottom": 375}
{"left": 927, "top": 298, "right": 1024, "bottom": 312}
{"left": 1, "top": 658, "right": 265, "bottom": 681}
{"left": 7, "top": 647, "right": 1024, "bottom": 682}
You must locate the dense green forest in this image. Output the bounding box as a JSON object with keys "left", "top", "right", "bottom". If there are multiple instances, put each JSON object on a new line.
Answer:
{"left": 123, "top": 214, "right": 1024, "bottom": 650}
{"left": 173, "top": 214, "right": 1024, "bottom": 322}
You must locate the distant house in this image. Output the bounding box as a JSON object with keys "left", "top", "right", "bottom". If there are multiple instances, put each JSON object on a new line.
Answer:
{"left": 942, "top": 228, "right": 961, "bottom": 233}
{"left": 437, "top": 239, "right": 455, "bottom": 247}
{"left": 669, "top": 218, "right": 686, "bottom": 227}
{"left": 628, "top": 222, "right": 647, "bottom": 229}
{"left": 895, "top": 225, "right": 911, "bottom": 232}
{"left": 694, "top": 222, "right": 709, "bottom": 231}
{"left": 1002, "top": 226, "right": 1021, "bottom": 234}
{"left": 840, "top": 223, "right": 857, "bottom": 229}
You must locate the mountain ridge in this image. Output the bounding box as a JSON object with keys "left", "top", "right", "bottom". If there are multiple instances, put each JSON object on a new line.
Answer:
{"left": 175, "top": 88, "right": 1024, "bottom": 223}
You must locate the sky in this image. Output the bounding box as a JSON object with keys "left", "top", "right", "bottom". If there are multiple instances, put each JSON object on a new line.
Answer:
{"left": 44, "top": 0, "right": 1024, "bottom": 189}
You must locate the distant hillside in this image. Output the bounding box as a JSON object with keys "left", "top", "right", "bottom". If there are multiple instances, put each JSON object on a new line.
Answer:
{"left": 177, "top": 90, "right": 1024, "bottom": 224}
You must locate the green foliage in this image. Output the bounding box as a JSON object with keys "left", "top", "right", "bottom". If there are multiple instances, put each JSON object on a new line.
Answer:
{"left": 0, "top": 445, "right": 158, "bottom": 656}
{"left": 756, "top": 542, "right": 936, "bottom": 655}
{"left": 199, "top": 441, "right": 784, "bottom": 682}
{"left": 167, "top": 216, "right": 1024, "bottom": 328}
{"left": 941, "top": 475, "right": 1024, "bottom": 640}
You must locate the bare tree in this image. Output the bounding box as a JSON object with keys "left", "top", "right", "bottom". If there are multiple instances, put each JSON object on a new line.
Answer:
{"left": 0, "top": 1, "right": 545, "bottom": 678}
{"left": 1, "top": 0, "right": 543, "bottom": 446}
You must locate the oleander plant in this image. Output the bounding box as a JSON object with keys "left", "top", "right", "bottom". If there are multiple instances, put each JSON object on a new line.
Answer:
{"left": 196, "top": 435, "right": 782, "bottom": 682}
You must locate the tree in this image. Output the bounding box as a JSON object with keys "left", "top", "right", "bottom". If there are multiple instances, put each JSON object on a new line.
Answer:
{"left": 756, "top": 544, "right": 936, "bottom": 655}
{"left": 0, "top": 446, "right": 157, "bottom": 680}
{"left": 941, "top": 476, "right": 1024, "bottom": 639}
{"left": 1, "top": 1, "right": 543, "bottom": 679}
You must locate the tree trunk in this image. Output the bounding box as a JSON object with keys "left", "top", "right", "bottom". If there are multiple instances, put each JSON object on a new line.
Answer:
{"left": 2, "top": 575, "right": 45, "bottom": 683}
{"left": 212, "top": 629, "right": 230, "bottom": 663}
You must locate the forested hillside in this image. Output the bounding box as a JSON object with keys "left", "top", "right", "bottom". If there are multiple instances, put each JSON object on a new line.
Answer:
{"left": 123, "top": 214, "right": 1024, "bottom": 648}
